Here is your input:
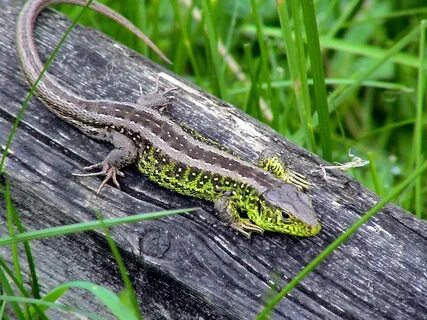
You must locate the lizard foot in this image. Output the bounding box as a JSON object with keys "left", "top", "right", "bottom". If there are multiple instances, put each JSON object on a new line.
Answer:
{"left": 73, "top": 161, "right": 124, "bottom": 194}
{"left": 258, "top": 150, "right": 312, "bottom": 190}
{"left": 73, "top": 132, "right": 137, "bottom": 194}
{"left": 214, "top": 193, "right": 264, "bottom": 238}
{"left": 230, "top": 219, "right": 264, "bottom": 238}
{"left": 137, "top": 75, "right": 178, "bottom": 111}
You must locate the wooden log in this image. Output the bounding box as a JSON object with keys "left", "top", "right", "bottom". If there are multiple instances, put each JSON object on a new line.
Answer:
{"left": 0, "top": 1, "right": 426, "bottom": 319}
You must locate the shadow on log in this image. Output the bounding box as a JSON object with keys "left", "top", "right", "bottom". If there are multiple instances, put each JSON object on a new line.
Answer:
{"left": 0, "top": 1, "right": 426, "bottom": 319}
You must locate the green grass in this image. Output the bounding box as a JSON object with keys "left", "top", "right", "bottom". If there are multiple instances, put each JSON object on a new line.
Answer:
{"left": 1, "top": 0, "right": 427, "bottom": 318}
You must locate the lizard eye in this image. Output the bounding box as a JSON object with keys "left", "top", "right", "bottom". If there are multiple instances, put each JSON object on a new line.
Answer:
{"left": 281, "top": 211, "right": 290, "bottom": 221}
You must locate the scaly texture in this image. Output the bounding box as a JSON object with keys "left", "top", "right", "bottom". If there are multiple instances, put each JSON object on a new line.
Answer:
{"left": 137, "top": 141, "right": 320, "bottom": 237}
{"left": 16, "top": 0, "right": 321, "bottom": 237}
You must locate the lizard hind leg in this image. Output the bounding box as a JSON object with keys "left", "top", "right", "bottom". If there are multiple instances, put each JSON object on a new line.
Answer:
{"left": 73, "top": 160, "right": 124, "bottom": 194}
{"left": 137, "top": 75, "right": 178, "bottom": 111}
{"left": 258, "top": 151, "right": 311, "bottom": 190}
{"left": 73, "top": 131, "right": 138, "bottom": 194}
{"left": 214, "top": 193, "right": 263, "bottom": 238}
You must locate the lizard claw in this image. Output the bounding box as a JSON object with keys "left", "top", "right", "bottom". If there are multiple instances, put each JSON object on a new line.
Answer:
{"left": 162, "top": 86, "right": 179, "bottom": 96}
{"left": 80, "top": 162, "right": 103, "bottom": 171}
{"left": 72, "top": 161, "right": 124, "bottom": 193}
{"left": 137, "top": 73, "right": 178, "bottom": 111}
{"left": 137, "top": 82, "right": 177, "bottom": 110}
{"left": 96, "top": 166, "right": 122, "bottom": 194}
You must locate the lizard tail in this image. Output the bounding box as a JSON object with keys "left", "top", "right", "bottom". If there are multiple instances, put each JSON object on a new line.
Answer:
{"left": 16, "top": 0, "right": 171, "bottom": 119}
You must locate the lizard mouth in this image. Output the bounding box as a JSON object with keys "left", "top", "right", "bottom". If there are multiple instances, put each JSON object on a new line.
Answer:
{"left": 257, "top": 202, "right": 321, "bottom": 236}
{"left": 283, "top": 215, "right": 321, "bottom": 236}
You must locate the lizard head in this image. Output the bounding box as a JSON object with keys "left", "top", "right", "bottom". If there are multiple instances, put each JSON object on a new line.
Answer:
{"left": 254, "top": 183, "right": 320, "bottom": 236}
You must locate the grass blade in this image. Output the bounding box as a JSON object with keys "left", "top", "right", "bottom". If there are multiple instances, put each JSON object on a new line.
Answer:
{"left": 367, "top": 152, "right": 383, "bottom": 196}
{"left": 96, "top": 212, "right": 141, "bottom": 319}
{"left": 4, "top": 185, "right": 23, "bottom": 287}
{"left": 1, "top": 294, "right": 104, "bottom": 320}
{"left": 326, "top": 0, "right": 362, "bottom": 38}
{"left": 277, "top": 0, "right": 316, "bottom": 151}
{"left": 300, "top": 0, "right": 332, "bottom": 161}
{"left": 4, "top": 182, "right": 41, "bottom": 300}
{"left": 326, "top": 26, "right": 420, "bottom": 120}
{"left": 0, "top": 208, "right": 196, "bottom": 247}
{"left": 0, "top": 258, "right": 49, "bottom": 320}
{"left": 0, "top": 265, "right": 25, "bottom": 319}
{"left": 413, "top": 20, "right": 427, "bottom": 218}
{"left": 32, "top": 280, "right": 137, "bottom": 320}
{"left": 200, "top": 0, "right": 225, "bottom": 97}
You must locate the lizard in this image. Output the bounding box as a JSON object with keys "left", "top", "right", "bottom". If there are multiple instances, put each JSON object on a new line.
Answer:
{"left": 16, "top": 0, "right": 321, "bottom": 238}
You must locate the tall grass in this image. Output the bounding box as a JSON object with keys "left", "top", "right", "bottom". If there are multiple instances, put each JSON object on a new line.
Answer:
{"left": 1, "top": 0, "right": 426, "bottom": 318}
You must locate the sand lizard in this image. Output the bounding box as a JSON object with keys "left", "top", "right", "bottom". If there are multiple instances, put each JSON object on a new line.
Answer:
{"left": 16, "top": 0, "right": 320, "bottom": 237}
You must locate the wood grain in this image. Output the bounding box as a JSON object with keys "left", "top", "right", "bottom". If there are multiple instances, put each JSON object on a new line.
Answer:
{"left": 1, "top": 1, "right": 426, "bottom": 319}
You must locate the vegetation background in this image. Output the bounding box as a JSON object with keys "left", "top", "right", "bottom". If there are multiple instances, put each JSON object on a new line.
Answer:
{"left": 59, "top": 0, "right": 427, "bottom": 218}
{"left": 1, "top": 0, "right": 426, "bottom": 319}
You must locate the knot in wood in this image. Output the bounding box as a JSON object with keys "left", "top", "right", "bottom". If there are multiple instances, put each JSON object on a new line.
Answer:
{"left": 138, "top": 226, "right": 171, "bottom": 258}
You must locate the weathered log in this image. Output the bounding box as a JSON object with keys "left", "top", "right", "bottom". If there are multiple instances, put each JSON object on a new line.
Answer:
{"left": 0, "top": 1, "right": 426, "bottom": 319}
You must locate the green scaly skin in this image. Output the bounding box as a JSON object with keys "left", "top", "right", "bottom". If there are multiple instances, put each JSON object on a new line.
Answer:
{"left": 138, "top": 144, "right": 321, "bottom": 237}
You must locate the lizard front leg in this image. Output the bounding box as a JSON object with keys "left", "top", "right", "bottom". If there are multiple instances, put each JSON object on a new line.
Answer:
{"left": 258, "top": 151, "right": 311, "bottom": 190}
{"left": 73, "top": 131, "right": 138, "bottom": 193}
{"left": 214, "top": 192, "right": 263, "bottom": 238}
